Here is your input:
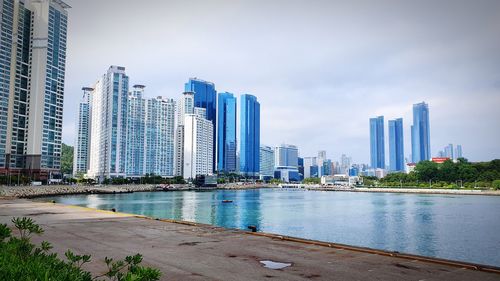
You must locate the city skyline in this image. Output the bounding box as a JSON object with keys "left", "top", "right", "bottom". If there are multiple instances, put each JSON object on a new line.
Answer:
{"left": 62, "top": 0, "right": 500, "bottom": 163}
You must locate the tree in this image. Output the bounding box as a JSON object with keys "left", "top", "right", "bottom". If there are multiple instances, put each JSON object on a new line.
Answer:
{"left": 415, "top": 161, "right": 439, "bottom": 181}
{"left": 303, "top": 177, "right": 320, "bottom": 184}
{"left": 61, "top": 143, "right": 74, "bottom": 175}
{"left": 438, "top": 160, "right": 458, "bottom": 182}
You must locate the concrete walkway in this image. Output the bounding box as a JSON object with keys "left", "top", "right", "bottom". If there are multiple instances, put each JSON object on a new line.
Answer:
{"left": 1, "top": 199, "right": 499, "bottom": 281}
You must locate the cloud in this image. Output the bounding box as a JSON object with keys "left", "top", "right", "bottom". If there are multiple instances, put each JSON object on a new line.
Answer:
{"left": 62, "top": 0, "right": 500, "bottom": 163}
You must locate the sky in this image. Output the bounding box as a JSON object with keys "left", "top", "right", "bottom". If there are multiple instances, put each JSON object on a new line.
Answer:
{"left": 62, "top": 0, "right": 500, "bottom": 164}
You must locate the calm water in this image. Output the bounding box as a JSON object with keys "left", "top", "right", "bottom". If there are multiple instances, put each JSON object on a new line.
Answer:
{"left": 40, "top": 189, "right": 500, "bottom": 267}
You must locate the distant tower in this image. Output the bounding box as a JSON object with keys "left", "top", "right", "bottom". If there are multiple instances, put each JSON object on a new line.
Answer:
{"left": 73, "top": 87, "right": 93, "bottom": 176}
{"left": 217, "top": 92, "right": 237, "bottom": 173}
{"left": 174, "top": 92, "right": 194, "bottom": 176}
{"left": 388, "top": 118, "right": 404, "bottom": 171}
{"left": 370, "top": 116, "right": 385, "bottom": 169}
{"left": 240, "top": 94, "right": 260, "bottom": 176}
{"left": 411, "top": 102, "right": 430, "bottom": 163}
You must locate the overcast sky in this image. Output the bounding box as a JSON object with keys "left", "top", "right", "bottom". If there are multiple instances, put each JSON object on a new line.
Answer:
{"left": 62, "top": 0, "right": 500, "bottom": 163}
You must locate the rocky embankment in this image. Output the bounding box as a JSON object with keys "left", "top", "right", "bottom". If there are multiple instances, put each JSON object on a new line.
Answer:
{"left": 0, "top": 184, "right": 158, "bottom": 198}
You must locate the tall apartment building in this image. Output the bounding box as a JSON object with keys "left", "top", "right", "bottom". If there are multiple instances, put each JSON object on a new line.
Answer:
{"left": 73, "top": 87, "right": 93, "bottom": 176}
{"left": 389, "top": 118, "right": 404, "bottom": 171}
{"left": 174, "top": 91, "right": 194, "bottom": 176}
{"left": 370, "top": 116, "right": 385, "bottom": 169}
{"left": 411, "top": 102, "right": 430, "bottom": 163}
{"left": 183, "top": 108, "right": 213, "bottom": 179}
{"left": 87, "top": 66, "right": 129, "bottom": 182}
{"left": 217, "top": 92, "right": 237, "bottom": 173}
{"left": 144, "top": 96, "right": 175, "bottom": 176}
{"left": 0, "top": 0, "right": 69, "bottom": 179}
{"left": 125, "top": 85, "right": 146, "bottom": 177}
{"left": 259, "top": 145, "right": 274, "bottom": 178}
{"left": 240, "top": 94, "right": 260, "bottom": 176}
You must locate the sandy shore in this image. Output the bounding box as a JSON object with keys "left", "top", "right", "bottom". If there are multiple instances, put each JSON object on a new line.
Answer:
{"left": 1, "top": 198, "right": 499, "bottom": 280}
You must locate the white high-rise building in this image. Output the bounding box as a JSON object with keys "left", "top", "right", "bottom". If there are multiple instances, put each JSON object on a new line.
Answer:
{"left": 317, "top": 150, "right": 326, "bottom": 177}
{"left": 183, "top": 108, "right": 213, "bottom": 179}
{"left": 174, "top": 92, "right": 194, "bottom": 176}
{"left": 0, "top": 0, "right": 69, "bottom": 179}
{"left": 303, "top": 157, "right": 317, "bottom": 178}
{"left": 275, "top": 144, "right": 298, "bottom": 168}
{"left": 125, "top": 85, "right": 146, "bottom": 177}
{"left": 259, "top": 145, "right": 275, "bottom": 178}
{"left": 73, "top": 87, "right": 93, "bottom": 176}
{"left": 87, "top": 66, "right": 129, "bottom": 182}
{"left": 144, "top": 96, "right": 175, "bottom": 176}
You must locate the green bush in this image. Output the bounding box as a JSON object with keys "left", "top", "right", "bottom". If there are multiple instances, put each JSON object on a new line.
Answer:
{"left": 492, "top": 180, "right": 500, "bottom": 190}
{"left": 0, "top": 217, "right": 161, "bottom": 281}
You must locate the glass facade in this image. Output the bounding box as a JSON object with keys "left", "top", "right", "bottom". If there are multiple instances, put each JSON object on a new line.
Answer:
{"left": 240, "top": 94, "right": 260, "bottom": 175}
{"left": 411, "top": 102, "right": 430, "bottom": 163}
{"left": 217, "top": 92, "right": 237, "bottom": 172}
{"left": 185, "top": 78, "right": 217, "bottom": 171}
{"left": 389, "top": 118, "right": 404, "bottom": 171}
{"left": 370, "top": 116, "right": 385, "bottom": 169}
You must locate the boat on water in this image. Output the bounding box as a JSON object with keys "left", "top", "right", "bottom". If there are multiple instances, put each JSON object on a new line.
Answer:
{"left": 222, "top": 200, "right": 233, "bottom": 203}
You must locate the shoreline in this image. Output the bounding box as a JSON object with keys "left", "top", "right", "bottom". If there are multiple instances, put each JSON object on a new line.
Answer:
{"left": 1, "top": 198, "right": 499, "bottom": 280}
{"left": 0, "top": 183, "right": 276, "bottom": 199}
{"left": 307, "top": 186, "right": 500, "bottom": 196}
{"left": 1, "top": 184, "right": 499, "bottom": 199}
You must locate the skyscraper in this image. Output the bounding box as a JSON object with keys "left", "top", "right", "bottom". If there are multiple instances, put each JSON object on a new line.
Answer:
{"left": 125, "top": 85, "right": 146, "bottom": 177}
{"left": 303, "top": 157, "right": 317, "bottom": 178}
{"left": 185, "top": 78, "right": 217, "bottom": 171}
{"left": 174, "top": 92, "right": 194, "bottom": 176}
{"left": 73, "top": 87, "right": 93, "bottom": 176}
{"left": 317, "top": 150, "right": 326, "bottom": 177}
{"left": 0, "top": 0, "right": 69, "bottom": 180}
{"left": 144, "top": 96, "right": 175, "bottom": 176}
{"left": 217, "top": 92, "right": 237, "bottom": 173}
{"left": 274, "top": 144, "right": 299, "bottom": 168}
{"left": 444, "top": 143, "right": 454, "bottom": 159}
{"left": 455, "top": 145, "right": 463, "bottom": 159}
{"left": 411, "top": 102, "right": 430, "bottom": 163}
{"left": 240, "top": 94, "right": 260, "bottom": 176}
{"left": 370, "top": 116, "right": 385, "bottom": 169}
{"left": 87, "top": 66, "right": 129, "bottom": 181}
{"left": 259, "top": 145, "right": 275, "bottom": 178}
{"left": 388, "top": 118, "right": 404, "bottom": 171}
{"left": 183, "top": 108, "right": 214, "bottom": 179}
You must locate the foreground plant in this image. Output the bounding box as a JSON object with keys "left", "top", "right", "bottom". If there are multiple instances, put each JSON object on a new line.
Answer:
{"left": 0, "top": 217, "right": 161, "bottom": 281}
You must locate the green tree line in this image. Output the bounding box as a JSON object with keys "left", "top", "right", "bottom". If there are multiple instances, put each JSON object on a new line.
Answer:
{"left": 377, "top": 158, "right": 500, "bottom": 189}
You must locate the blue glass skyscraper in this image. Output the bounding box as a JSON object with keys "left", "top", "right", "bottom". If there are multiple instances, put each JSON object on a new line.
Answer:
{"left": 185, "top": 78, "right": 217, "bottom": 171}
{"left": 389, "top": 118, "right": 404, "bottom": 171}
{"left": 411, "top": 102, "right": 430, "bottom": 163}
{"left": 217, "top": 92, "right": 237, "bottom": 172}
{"left": 240, "top": 94, "right": 260, "bottom": 175}
{"left": 370, "top": 116, "right": 385, "bottom": 169}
